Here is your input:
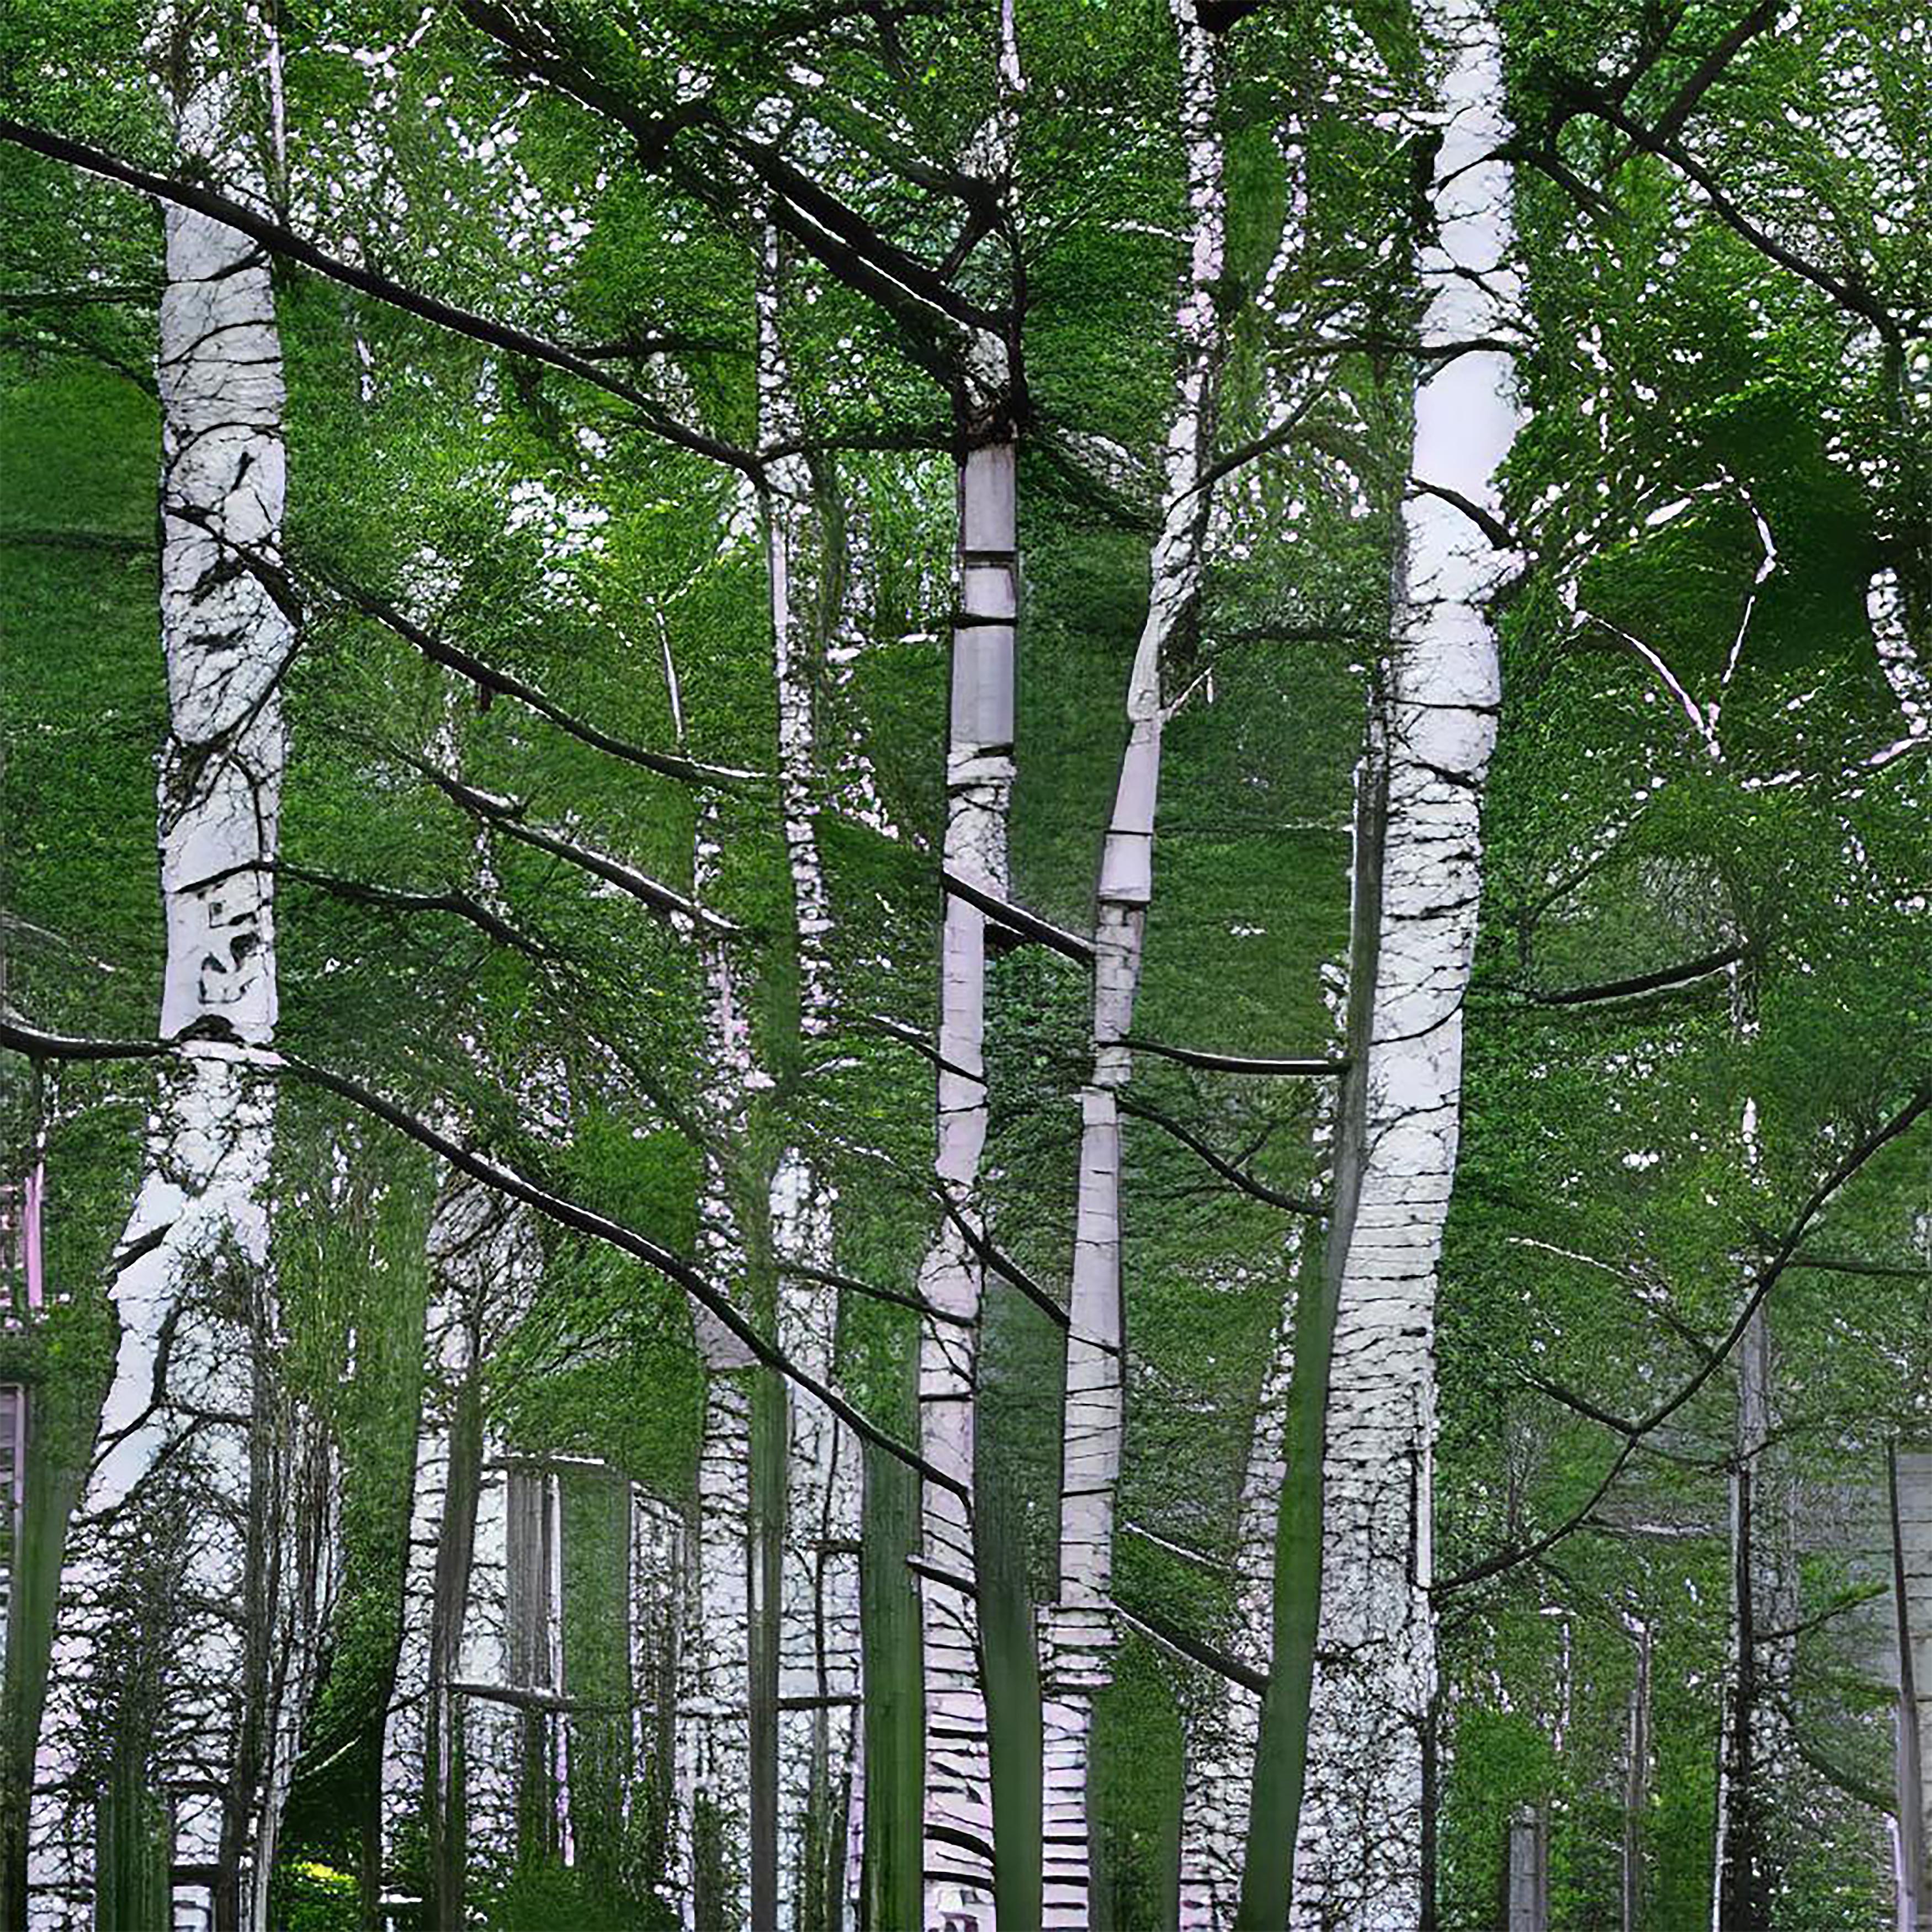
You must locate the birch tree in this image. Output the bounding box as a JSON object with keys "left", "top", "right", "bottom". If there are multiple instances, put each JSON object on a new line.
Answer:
{"left": 1287, "top": 2, "right": 1520, "bottom": 1919}
{"left": 24, "top": 8, "right": 312, "bottom": 1925}
{"left": 1039, "top": 8, "right": 1228, "bottom": 1922}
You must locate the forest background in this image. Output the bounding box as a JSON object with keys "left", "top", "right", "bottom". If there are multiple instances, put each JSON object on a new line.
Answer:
{"left": 0, "top": 1, "right": 1929, "bottom": 1929}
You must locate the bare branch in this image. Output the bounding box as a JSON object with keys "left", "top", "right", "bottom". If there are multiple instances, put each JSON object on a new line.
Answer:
{"left": 1117, "top": 1094, "right": 1327, "bottom": 1218}
{"left": 1439, "top": 1083, "right": 1932, "bottom": 1595}
{"left": 0, "top": 118, "right": 761, "bottom": 476}
{"left": 0, "top": 1017, "right": 963, "bottom": 1500}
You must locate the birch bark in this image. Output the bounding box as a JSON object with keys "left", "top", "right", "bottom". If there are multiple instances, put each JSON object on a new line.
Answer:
{"left": 759, "top": 226, "right": 865, "bottom": 1932}
{"left": 1289, "top": 4, "right": 1517, "bottom": 1921}
{"left": 1038, "top": 10, "right": 1225, "bottom": 1923}
{"left": 379, "top": 1175, "right": 542, "bottom": 1930}
{"left": 673, "top": 803, "right": 762, "bottom": 1931}
{"left": 916, "top": 13, "right": 1025, "bottom": 1925}
{"left": 1890, "top": 1446, "right": 1932, "bottom": 1930}
{"left": 1177, "top": 1249, "right": 1299, "bottom": 1932}
{"left": 1712, "top": 1301, "right": 1796, "bottom": 1932}
{"left": 1176, "top": 112, "right": 1313, "bottom": 1932}
{"left": 27, "top": 18, "right": 304, "bottom": 1926}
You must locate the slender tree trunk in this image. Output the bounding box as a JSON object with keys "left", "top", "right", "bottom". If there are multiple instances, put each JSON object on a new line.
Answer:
{"left": 916, "top": 429, "right": 1018, "bottom": 1932}
{"left": 1621, "top": 1612, "right": 1651, "bottom": 1932}
{"left": 758, "top": 224, "right": 865, "bottom": 1932}
{"left": 1238, "top": 707, "right": 1388, "bottom": 1932}
{"left": 379, "top": 1175, "right": 539, "bottom": 1931}
{"left": 1038, "top": 11, "right": 1225, "bottom": 1923}
{"left": 1891, "top": 1446, "right": 1932, "bottom": 1929}
{"left": 914, "top": 13, "right": 1031, "bottom": 1926}
{"left": 1287, "top": 7, "right": 1517, "bottom": 1922}
{"left": 1505, "top": 1806, "right": 1548, "bottom": 1931}
{"left": 26, "top": 30, "right": 302, "bottom": 1928}
{"left": 675, "top": 824, "right": 762, "bottom": 1929}
{"left": 1178, "top": 1244, "right": 1302, "bottom": 1932}
{"left": 1713, "top": 1303, "right": 1795, "bottom": 1932}
{"left": 1177, "top": 110, "right": 1319, "bottom": 1932}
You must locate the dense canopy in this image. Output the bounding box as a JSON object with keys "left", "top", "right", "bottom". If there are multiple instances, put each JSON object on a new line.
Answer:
{"left": 0, "top": 1, "right": 1928, "bottom": 1929}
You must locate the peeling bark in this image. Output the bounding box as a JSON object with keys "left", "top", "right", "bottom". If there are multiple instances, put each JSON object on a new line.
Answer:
{"left": 26, "top": 22, "right": 307, "bottom": 1927}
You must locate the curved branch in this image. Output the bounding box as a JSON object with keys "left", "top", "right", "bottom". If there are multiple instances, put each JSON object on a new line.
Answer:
{"left": 0, "top": 119, "right": 760, "bottom": 476}
{"left": 1117, "top": 1094, "right": 1327, "bottom": 1218}
{"left": 1439, "top": 1082, "right": 1932, "bottom": 1595}
{"left": 0, "top": 1017, "right": 960, "bottom": 1499}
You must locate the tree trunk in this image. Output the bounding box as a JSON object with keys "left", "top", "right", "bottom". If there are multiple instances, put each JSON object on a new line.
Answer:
{"left": 1178, "top": 1244, "right": 1302, "bottom": 1932}
{"left": 675, "top": 842, "right": 762, "bottom": 1929}
{"left": 1038, "top": 14, "right": 1226, "bottom": 1924}
{"left": 1713, "top": 1305, "right": 1784, "bottom": 1931}
{"left": 759, "top": 224, "right": 864, "bottom": 1932}
{"left": 1891, "top": 1446, "right": 1932, "bottom": 1930}
{"left": 26, "top": 29, "right": 300, "bottom": 1926}
{"left": 1238, "top": 710, "right": 1387, "bottom": 1932}
{"left": 1505, "top": 1806, "right": 1548, "bottom": 1932}
{"left": 1288, "top": 4, "right": 1516, "bottom": 1921}
{"left": 378, "top": 1174, "right": 539, "bottom": 1932}
{"left": 1621, "top": 1612, "right": 1651, "bottom": 1932}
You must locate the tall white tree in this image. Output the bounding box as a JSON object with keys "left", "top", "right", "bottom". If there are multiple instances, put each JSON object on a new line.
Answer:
{"left": 758, "top": 225, "right": 866, "bottom": 1932}
{"left": 1038, "top": 5, "right": 1229, "bottom": 1923}
{"left": 916, "top": 10, "right": 1026, "bottom": 1927}
{"left": 1291, "top": 2, "right": 1520, "bottom": 1921}
{"left": 26, "top": 9, "right": 307, "bottom": 1925}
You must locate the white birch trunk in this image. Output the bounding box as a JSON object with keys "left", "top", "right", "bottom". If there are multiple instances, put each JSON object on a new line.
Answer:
{"left": 1868, "top": 570, "right": 1931, "bottom": 742}
{"left": 629, "top": 1483, "right": 686, "bottom": 1871}
{"left": 915, "top": 15, "right": 1029, "bottom": 1918}
{"left": 380, "top": 1176, "right": 526, "bottom": 1905}
{"left": 28, "top": 32, "right": 296, "bottom": 1926}
{"left": 1712, "top": 1299, "right": 1796, "bottom": 1931}
{"left": 1175, "top": 107, "right": 1313, "bottom": 1932}
{"left": 673, "top": 813, "right": 760, "bottom": 1931}
{"left": 1177, "top": 1255, "right": 1298, "bottom": 1932}
{"left": 916, "top": 452, "right": 1017, "bottom": 1931}
{"left": 1291, "top": 5, "right": 1517, "bottom": 1920}
{"left": 1039, "top": 11, "right": 1225, "bottom": 1923}
{"left": 1620, "top": 1612, "right": 1650, "bottom": 1932}
{"left": 759, "top": 226, "right": 865, "bottom": 1932}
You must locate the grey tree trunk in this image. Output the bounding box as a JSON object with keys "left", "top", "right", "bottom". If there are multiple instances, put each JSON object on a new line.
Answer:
{"left": 1891, "top": 1446, "right": 1932, "bottom": 1930}
{"left": 1505, "top": 1806, "right": 1548, "bottom": 1932}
